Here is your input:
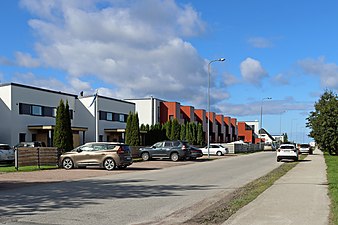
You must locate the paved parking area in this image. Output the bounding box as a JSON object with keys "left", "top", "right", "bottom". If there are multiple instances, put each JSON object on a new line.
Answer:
{"left": 0, "top": 155, "right": 233, "bottom": 189}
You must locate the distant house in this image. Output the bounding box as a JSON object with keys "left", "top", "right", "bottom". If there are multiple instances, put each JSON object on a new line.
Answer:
{"left": 259, "top": 128, "right": 276, "bottom": 144}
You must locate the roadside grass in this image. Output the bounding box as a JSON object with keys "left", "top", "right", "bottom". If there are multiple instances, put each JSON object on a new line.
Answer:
{"left": 185, "top": 154, "right": 307, "bottom": 225}
{"left": 0, "top": 164, "right": 58, "bottom": 173}
{"left": 324, "top": 152, "right": 338, "bottom": 225}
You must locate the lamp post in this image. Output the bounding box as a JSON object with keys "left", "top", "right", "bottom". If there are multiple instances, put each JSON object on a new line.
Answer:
{"left": 207, "top": 58, "right": 225, "bottom": 159}
{"left": 259, "top": 97, "right": 272, "bottom": 149}
{"left": 279, "top": 110, "right": 287, "bottom": 144}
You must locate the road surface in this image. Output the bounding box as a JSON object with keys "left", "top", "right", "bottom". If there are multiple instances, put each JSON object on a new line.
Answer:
{"left": 0, "top": 152, "right": 279, "bottom": 225}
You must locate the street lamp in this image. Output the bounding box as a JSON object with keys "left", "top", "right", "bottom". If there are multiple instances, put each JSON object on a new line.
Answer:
{"left": 207, "top": 58, "right": 225, "bottom": 159}
{"left": 259, "top": 97, "right": 272, "bottom": 149}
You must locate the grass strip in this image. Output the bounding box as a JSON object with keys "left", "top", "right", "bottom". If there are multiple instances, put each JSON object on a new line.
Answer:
{"left": 185, "top": 154, "right": 306, "bottom": 225}
{"left": 0, "top": 165, "right": 58, "bottom": 173}
{"left": 324, "top": 152, "right": 338, "bottom": 225}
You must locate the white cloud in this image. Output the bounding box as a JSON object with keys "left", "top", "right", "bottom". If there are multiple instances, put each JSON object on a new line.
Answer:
{"left": 298, "top": 57, "right": 338, "bottom": 90}
{"left": 18, "top": 0, "right": 211, "bottom": 107}
{"left": 240, "top": 57, "right": 268, "bottom": 85}
{"left": 248, "top": 37, "right": 273, "bottom": 48}
{"left": 12, "top": 72, "right": 70, "bottom": 93}
{"left": 223, "top": 72, "right": 239, "bottom": 86}
{"left": 272, "top": 73, "right": 289, "bottom": 85}
{"left": 215, "top": 97, "right": 313, "bottom": 117}
{"left": 15, "top": 52, "right": 40, "bottom": 67}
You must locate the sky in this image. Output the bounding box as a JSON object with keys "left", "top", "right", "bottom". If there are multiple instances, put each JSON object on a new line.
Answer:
{"left": 1, "top": 0, "right": 338, "bottom": 143}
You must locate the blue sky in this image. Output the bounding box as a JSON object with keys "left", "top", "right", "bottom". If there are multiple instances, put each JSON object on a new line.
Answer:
{"left": 1, "top": 0, "right": 338, "bottom": 143}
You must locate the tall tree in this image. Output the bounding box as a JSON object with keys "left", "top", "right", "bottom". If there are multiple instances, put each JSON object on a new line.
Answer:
{"left": 125, "top": 112, "right": 140, "bottom": 146}
{"left": 64, "top": 101, "right": 73, "bottom": 150}
{"left": 197, "top": 123, "right": 204, "bottom": 146}
{"left": 54, "top": 99, "right": 73, "bottom": 152}
{"left": 125, "top": 112, "right": 133, "bottom": 145}
{"left": 131, "top": 113, "right": 140, "bottom": 146}
{"left": 180, "top": 124, "right": 186, "bottom": 141}
{"left": 306, "top": 90, "right": 338, "bottom": 155}
{"left": 170, "top": 118, "right": 181, "bottom": 140}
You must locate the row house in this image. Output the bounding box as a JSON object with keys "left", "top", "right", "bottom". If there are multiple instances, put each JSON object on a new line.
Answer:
{"left": 127, "top": 97, "right": 239, "bottom": 144}
{"left": 0, "top": 83, "right": 135, "bottom": 147}
{"left": 238, "top": 122, "right": 255, "bottom": 143}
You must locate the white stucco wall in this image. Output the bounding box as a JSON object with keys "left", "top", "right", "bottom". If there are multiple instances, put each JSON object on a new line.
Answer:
{"left": 126, "top": 98, "right": 163, "bottom": 126}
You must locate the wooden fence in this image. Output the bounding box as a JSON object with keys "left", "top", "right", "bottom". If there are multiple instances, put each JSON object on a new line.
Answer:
{"left": 15, "top": 147, "right": 60, "bottom": 169}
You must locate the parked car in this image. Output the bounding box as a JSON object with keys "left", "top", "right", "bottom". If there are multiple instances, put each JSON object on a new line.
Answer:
{"left": 59, "top": 142, "right": 133, "bottom": 170}
{"left": 201, "top": 144, "right": 228, "bottom": 156}
{"left": 139, "top": 140, "right": 190, "bottom": 162}
{"left": 263, "top": 142, "right": 277, "bottom": 151}
{"left": 0, "top": 144, "right": 15, "bottom": 164}
{"left": 189, "top": 146, "right": 203, "bottom": 160}
{"left": 298, "top": 143, "right": 313, "bottom": 154}
{"left": 15, "top": 141, "right": 46, "bottom": 148}
{"left": 277, "top": 144, "right": 298, "bottom": 162}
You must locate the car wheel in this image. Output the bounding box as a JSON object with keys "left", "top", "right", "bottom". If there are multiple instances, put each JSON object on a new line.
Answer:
{"left": 277, "top": 158, "right": 280, "bottom": 162}
{"left": 216, "top": 151, "right": 223, "bottom": 156}
{"left": 104, "top": 158, "right": 116, "bottom": 171}
{"left": 141, "top": 152, "right": 150, "bottom": 161}
{"left": 62, "top": 158, "right": 74, "bottom": 170}
{"left": 170, "top": 152, "right": 179, "bottom": 162}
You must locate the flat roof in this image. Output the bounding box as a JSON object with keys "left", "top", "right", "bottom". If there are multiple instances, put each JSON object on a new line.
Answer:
{"left": 0, "top": 82, "right": 78, "bottom": 98}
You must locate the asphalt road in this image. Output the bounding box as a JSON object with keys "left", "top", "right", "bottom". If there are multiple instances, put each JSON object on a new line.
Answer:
{"left": 0, "top": 151, "right": 279, "bottom": 225}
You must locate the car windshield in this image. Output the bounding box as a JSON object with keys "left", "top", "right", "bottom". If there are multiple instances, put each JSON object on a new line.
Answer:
{"left": 280, "top": 145, "right": 294, "bottom": 149}
{"left": 300, "top": 144, "right": 310, "bottom": 148}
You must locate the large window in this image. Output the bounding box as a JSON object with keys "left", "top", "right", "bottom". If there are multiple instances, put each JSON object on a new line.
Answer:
{"left": 99, "top": 110, "right": 128, "bottom": 123}
{"left": 19, "top": 103, "right": 73, "bottom": 119}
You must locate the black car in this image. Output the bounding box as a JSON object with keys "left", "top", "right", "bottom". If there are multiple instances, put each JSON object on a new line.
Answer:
{"left": 189, "top": 146, "right": 203, "bottom": 160}
{"left": 139, "top": 140, "right": 190, "bottom": 162}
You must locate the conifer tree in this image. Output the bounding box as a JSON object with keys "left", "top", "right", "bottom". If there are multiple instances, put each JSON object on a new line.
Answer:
{"left": 171, "top": 118, "right": 181, "bottom": 140}
{"left": 54, "top": 99, "right": 73, "bottom": 151}
{"left": 180, "top": 124, "right": 186, "bottom": 141}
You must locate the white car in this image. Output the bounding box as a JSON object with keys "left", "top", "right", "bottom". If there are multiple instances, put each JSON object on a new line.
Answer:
{"left": 277, "top": 144, "right": 298, "bottom": 162}
{"left": 298, "top": 143, "right": 313, "bottom": 154}
{"left": 201, "top": 144, "right": 228, "bottom": 156}
{"left": 0, "top": 144, "right": 15, "bottom": 163}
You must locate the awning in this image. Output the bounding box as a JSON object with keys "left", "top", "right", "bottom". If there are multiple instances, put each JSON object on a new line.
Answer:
{"left": 28, "top": 125, "right": 88, "bottom": 132}
{"left": 104, "top": 128, "right": 126, "bottom": 133}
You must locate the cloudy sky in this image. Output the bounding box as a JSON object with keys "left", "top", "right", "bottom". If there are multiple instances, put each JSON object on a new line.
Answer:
{"left": 1, "top": 0, "right": 338, "bottom": 143}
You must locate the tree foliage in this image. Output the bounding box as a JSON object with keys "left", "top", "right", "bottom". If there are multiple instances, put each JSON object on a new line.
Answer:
{"left": 54, "top": 100, "right": 73, "bottom": 151}
{"left": 125, "top": 112, "right": 140, "bottom": 146}
{"left": 306, "top": 90, "right": 338, "bottom": 155}
{"left": 170, "top": 118, "right": 181, "bottom": 140}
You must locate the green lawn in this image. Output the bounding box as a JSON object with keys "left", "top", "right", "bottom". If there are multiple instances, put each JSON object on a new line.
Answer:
{"left": 0, "top": 164, "right": 58, "bottom": 172}
{"left": 324, "top": 152, "right": 338, "bottom": 225}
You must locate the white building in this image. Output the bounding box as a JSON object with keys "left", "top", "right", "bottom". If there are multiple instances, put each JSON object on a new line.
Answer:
{"left": 125, "top": 97, "right": 163, "bottom": 126}
{"left": 0, "top": 83, "right": 134, "bottom": 147}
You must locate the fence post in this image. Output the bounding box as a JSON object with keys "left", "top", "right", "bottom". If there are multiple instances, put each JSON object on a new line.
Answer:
{"left": 15, "top": 147, "right": 19, "bottom": 171}
{"left": 37, "top": 147, "right": 40, "bottom": 169}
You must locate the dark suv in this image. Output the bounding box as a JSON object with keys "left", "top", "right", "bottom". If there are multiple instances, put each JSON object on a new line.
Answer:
{"left": 139, "top": 140, "right": 190, "bottom": 162}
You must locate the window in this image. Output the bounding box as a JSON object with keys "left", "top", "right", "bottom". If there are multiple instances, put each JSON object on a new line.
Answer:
{"left": 164, "top": 142, "right": 172, "bottom": 147}
{"left": 19, "top": 133, "right": 26, "bottom": 142}
{"left": 99, "top": 111, "right": 127, "bottom": 123}
{"left": 19, "top": 103, "right": 31, "bottom": 114}
{"left": 19, "top": 103, "right": 58, "bottom": 118}
{"left": 32, "top": 105, "right": 42, "bottom": 116}
{"left": 43, "top": 107, "right": 53, "bottom": 117}
{"left": 107, "top": 112, "right": 113, "bottom": 121}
